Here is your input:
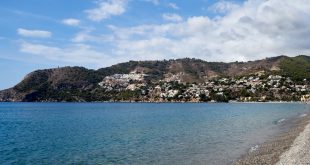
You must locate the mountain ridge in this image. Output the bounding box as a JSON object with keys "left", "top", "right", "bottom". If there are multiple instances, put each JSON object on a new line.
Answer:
{"left": 1, "top": 55, "right": 309, "bottom": 102}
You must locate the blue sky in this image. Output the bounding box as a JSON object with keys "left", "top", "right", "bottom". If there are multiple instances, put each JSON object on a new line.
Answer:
{"left": 1, "top": 0, "right": 310, "bottom": 89}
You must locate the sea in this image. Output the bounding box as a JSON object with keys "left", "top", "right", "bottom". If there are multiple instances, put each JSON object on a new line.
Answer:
{"left": 0, "top": 103, "right": 309, "bottom": 165}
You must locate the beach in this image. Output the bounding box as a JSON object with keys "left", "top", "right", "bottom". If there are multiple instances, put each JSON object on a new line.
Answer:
{"left": 276, "top": 114, "right": 310, "bottom": 165}
{"left": 234, "top": 113, "right": 310, "bottom": 165}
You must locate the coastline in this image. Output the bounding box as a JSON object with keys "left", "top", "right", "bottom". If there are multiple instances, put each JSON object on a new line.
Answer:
{"left": 276, "top": 114, "right": 310, "bottom": 165}
{"left": 0, "top": 101, "right": 308, "bottom": 104}
{"left": 233, "top": 113, "right": 310, "bottom": 165}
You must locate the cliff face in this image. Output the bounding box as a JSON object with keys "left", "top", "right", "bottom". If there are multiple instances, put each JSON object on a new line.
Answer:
{"left": 0, "top": 55, "right": 309, "bottom": 102}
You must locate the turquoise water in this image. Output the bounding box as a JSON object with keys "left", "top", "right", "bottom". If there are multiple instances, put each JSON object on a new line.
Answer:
{"left": 0, "top": 103, "right": 309, "bottom": 165}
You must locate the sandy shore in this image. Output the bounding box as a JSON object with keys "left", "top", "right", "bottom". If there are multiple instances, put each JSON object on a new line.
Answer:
{"left": 233, "top": 114, "right": 310, "bottom": 165}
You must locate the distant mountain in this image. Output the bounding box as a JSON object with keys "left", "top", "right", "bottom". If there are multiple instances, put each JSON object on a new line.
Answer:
{"left": 0, "top": 55, "right": 309, "bottom": 102}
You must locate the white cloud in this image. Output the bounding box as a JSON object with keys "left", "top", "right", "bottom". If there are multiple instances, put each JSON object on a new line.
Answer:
{"left": 104, "top": 0, "right": 310, "bottom": 62}
{"left": 85, "top": 0, "right": 127, "bottom": 22}
{"left": 209, "top": 1, "right": 240, "bottom": 14}
{"left": 62, "top": 18, "right": 80, "bottom": 26}
{"left": 145, "top": 0, "right": 160, "bottom": 5}
{"left": 17, "top": 28, "right": 52, "bottom": 38}
{"left": 162, "top": 13, "right": 183, "bottom": 22}
{"left": 168, "top": 3, "right": 179, "bottom": 10}
{"left": 20, "top": 42, "right": 113, "bottom": 66}
{"left": 72, "top": 31, "right": 95, "bottom": 43}
{"left": 72, "top": 30, "right": 114, "bottom": 43}
{"left": 18, "top": 0, "right": 310, "bottom": 67}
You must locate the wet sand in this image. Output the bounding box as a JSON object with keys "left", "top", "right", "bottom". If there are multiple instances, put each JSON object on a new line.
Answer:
{"left": 233, "top": 114, "right": 310, "bottom": 165}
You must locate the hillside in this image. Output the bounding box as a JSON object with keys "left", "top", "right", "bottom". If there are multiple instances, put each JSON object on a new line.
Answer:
{"left": 0, "top": 55, "right": 309, "bottom": 102}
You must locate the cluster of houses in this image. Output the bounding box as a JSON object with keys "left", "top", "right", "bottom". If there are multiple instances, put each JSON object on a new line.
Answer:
{"left": 98, "top": 73, "right": 146, "bottom": 91}
{"left": 98, "top": 72, "right": 310, "bottom": 102}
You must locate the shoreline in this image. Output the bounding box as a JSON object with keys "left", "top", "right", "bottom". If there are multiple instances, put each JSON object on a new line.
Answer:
{"left": 276, "top": 114, "right": 310, "bottom": 165}
{"left": 233, "top": 113, "right": 310, "bottom": 165}
{"left": 0, "top": 101, "right": 308, "bottom": 104}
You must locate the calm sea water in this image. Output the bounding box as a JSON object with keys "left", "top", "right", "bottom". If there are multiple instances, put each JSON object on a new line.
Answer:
{"left": 0, "top": 103, "right": 309, "bottom": 165}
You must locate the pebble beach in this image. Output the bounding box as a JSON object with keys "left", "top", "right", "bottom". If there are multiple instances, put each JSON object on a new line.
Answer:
{"left": 234, "top": 113, "right": 310, "bottom": 165}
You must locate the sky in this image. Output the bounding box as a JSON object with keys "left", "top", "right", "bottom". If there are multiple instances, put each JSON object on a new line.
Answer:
{"left": 1, "top": 0, "right": 310, "bottom": 90}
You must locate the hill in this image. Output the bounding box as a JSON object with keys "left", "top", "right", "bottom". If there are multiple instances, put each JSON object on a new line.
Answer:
{"left": 0, "top": 55, "right": 309, "bottom": 102}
